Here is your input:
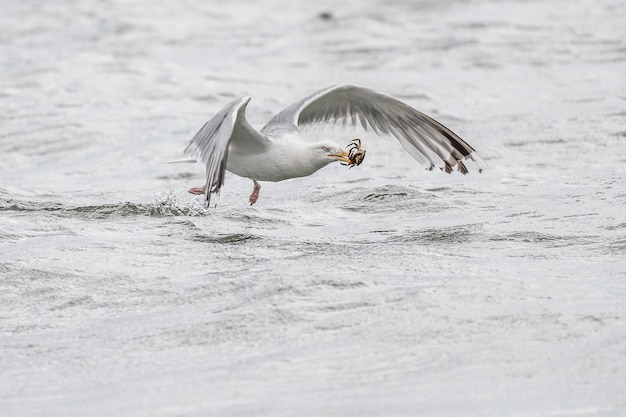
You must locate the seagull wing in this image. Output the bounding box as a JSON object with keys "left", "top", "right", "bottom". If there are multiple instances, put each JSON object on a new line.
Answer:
{"left": 184, "top": 96, "right": 267, "bottom": 205}
{"left": 261, "top": 84, "right": 484, "bottom": 174}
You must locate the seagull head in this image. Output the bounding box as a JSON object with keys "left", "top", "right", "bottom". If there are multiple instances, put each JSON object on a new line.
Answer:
{"left": 309, "top": 141, "right": 352, "bottom": 166}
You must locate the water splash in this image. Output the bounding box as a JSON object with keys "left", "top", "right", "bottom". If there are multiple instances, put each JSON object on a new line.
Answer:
{"left": 149, "top": 192, "right": 209, "bottom": 217}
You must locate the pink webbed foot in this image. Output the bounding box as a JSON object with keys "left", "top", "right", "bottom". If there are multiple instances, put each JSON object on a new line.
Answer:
{"left": 188, "top": 186, "right": 205, "bottom": 195}
{"left": 249, "top": 180, "right": 261, "bottom": 205}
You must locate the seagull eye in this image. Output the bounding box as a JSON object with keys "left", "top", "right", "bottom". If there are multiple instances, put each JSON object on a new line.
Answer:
{"left": 322, "top": 146, "right": 330, "bottom": 152}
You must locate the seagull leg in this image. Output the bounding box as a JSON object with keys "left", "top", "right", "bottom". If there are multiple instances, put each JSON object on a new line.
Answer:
{"left": 188, "top": 186, "right": 205, "bottom": 195}
{"left": 249, "top": 180, "right": 261, "bottom": 205}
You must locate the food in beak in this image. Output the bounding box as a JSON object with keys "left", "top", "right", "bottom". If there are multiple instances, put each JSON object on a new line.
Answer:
{"left": 341, "top": 138, "right": 366, "bottom": 167}
{"left": 332, "top": 149, "right": 352, "bottom": 164}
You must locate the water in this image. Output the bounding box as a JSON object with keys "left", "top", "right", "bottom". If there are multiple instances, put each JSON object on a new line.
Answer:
{"left": 1, "top": 0, "right": 625, "bottom": 416}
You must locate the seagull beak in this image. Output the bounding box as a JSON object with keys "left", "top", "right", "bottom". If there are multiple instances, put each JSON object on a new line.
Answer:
{"left": 330, "top": 149, "right": 352, "bottom": 164}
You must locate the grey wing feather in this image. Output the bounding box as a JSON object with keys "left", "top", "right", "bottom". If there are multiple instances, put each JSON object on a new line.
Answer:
{"left": 184, "top": 96, "right": 265, "bottom": 206}
{"left": 262, "top": 84, "right": 485, "bottom": 174}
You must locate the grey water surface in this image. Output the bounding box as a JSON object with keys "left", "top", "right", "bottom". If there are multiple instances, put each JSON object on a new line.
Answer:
{"left": 1, "top": 0, "right": 626, "bottom": 416}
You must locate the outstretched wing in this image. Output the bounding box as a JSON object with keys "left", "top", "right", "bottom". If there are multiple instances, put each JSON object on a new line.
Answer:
{"left": 261, "top": 84, "right": 485, "bottom": 174}
{"left": 184, "top": 96, "right": 266, "bottom": 205}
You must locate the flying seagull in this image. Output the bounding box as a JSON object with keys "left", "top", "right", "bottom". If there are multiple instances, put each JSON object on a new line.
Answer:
{"left": 183, "top": 83, "right": 484, "bottom": 206}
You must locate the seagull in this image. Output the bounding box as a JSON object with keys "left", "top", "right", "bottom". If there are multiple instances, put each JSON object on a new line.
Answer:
{"left": 183, "top": 84, "right": 484, "bottom": 206}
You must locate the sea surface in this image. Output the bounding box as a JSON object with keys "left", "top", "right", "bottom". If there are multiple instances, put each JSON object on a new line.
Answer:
{"left": 1, "top": 0, "right": 625, "bottom": 416}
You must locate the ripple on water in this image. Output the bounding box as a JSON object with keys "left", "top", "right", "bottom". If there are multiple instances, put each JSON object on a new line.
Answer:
{"left": 0, "top": 199, "right": 149, "bottom": 219}
{"left": 340, "top": 185, "right": 441, "bottom": 214}
{"left": 0, "top": 192, "right": 212, "bottom": 219}
{"left": 223, "top": 209, "right": 294, "bottom": 227}
{"left": 191, "top": 233, "right": 259, "bottom": 244}
{"left": 393, "top": 225, "right": 480, "bottom": 245}
{"left": 488, "top": 231, "right": 596, "bottom": 248}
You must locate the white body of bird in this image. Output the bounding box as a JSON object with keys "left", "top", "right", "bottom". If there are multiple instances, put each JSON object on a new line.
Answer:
{"left": 227, "top": 134, "right": 341, "bottom": 182}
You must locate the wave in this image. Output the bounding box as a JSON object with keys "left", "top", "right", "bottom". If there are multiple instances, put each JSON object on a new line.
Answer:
{"left": 0, "top": 192, "right": 210, "bottom": 219}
